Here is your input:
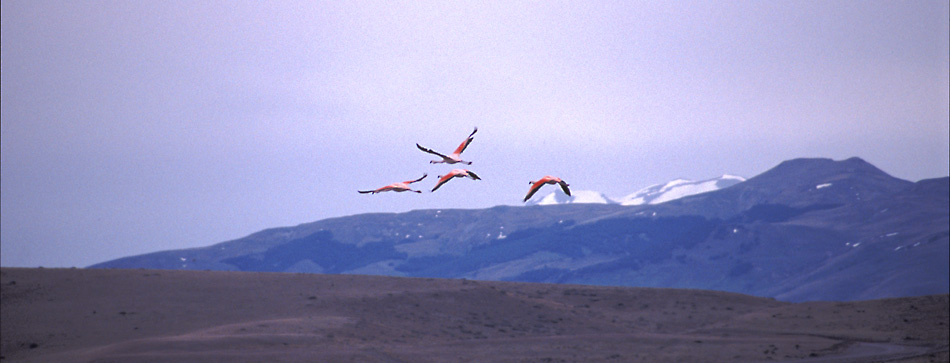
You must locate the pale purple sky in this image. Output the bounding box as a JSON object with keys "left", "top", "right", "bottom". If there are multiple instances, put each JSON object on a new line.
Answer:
{"left": 3, "top": 1, "right": 948, "bottom": 268}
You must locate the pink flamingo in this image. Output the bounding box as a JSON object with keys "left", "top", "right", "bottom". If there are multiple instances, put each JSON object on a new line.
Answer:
{"left": 523, "top": 176, "right": 571, "bottom": 202}
{"left": 416, "top": 127, "right": 477, "bottom": 165}
{"left": 359, "top": 174, "right": 428, "bottom": 194}
{"left": 431, "top": 169, "right": 481, "bottom": 192}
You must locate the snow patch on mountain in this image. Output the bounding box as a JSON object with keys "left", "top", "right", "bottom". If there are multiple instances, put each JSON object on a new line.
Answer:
{"left": 522, "top": 175, "right": 746, "bottom": 206}
{"left": 618, "top": 175, "right": 746, "bottom": 206}
{"left": 525, "top": 190, "right": 615, "bottom": 206}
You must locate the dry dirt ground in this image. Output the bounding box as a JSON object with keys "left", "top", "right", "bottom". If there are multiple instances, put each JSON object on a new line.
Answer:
{"left": 1, "top": 267, "right": 947, "bottom": 362}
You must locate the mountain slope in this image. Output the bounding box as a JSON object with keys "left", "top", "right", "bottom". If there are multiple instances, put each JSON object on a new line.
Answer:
{"left": 90, "top": 158, "right": 949, "bottom": 302}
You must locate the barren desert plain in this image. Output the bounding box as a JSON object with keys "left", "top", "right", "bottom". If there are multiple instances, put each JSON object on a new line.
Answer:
{"left": 1, "top": 267, "right": 947, "bottom": 362}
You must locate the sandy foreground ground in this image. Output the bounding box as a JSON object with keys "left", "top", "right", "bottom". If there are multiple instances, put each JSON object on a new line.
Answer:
{"left": 1, "top": 267, "right": 947, "bottom": 362}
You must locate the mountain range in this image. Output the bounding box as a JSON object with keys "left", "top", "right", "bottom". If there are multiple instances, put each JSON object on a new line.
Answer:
{"left": 524, "top": 174, "right": 746, "bottom": 205}
{"left": 90, "top": 157, "right": 949, "bottom": 302}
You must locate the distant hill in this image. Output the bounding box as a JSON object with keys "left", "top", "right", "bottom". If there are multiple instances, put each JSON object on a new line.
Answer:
{"left": 90, "top": 157, "right": 950, "bottom": 302}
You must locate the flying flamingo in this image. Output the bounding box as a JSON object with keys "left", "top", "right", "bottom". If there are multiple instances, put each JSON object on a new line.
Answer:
{"left": 431, "top": 169, "right": 481, "bottom": 192}
{"left": 358, "top": 174, "right": 428, "bottom": 194}
{"left": 523, "top": 176, "right": 571, "bottom": 202}
{"left": 416, "top": 127, "right": 477, "bottom": 165}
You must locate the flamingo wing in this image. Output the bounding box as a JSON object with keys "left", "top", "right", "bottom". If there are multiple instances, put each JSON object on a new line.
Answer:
{"left": 465, "top": 170, "right": 481, "bottom": 180}
{"left": 404, "top": 173, "right": 428, "bottom": 184}
{"left": 558, "top": 180, "right": 571, "bottom": 196}
{"left": 417, "top": 143, "right": 449, "bottom": 160}
{"left": 431, "top": 173, "right": 456, "bottom": 192}
{"left": 452, "top": 127, "right": 478, "bottom": 155}
{"left": 523, "top": 180, "right": 547, "bottom": 202}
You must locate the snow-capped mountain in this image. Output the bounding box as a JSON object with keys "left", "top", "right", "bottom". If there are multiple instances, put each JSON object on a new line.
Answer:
{"left": 90, "top": 158, "right": 950, "bottom": 302}
{"left": 525, "top": 190, "right": 615, "bottom": 206}
{"left": 617, "top": 175, "right": 746, "bottom": 206}
{"left": 524, "top": 175, "right": 746, "bottom": 206}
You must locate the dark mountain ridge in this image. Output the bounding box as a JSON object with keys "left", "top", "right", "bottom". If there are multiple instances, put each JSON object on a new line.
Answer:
{"left": 91, "top": 157, "right": 949, "bottom": 302}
